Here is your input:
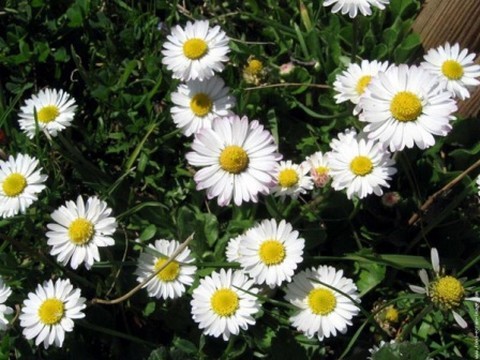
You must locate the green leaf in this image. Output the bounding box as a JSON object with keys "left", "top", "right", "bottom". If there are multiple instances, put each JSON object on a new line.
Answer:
{"left": 373, "top": 341, "right": 429, "bottom": 360}
{"left": 143, "top": 302, "right": 156, "bottom": 317}
{"left": 140, "top": 224, "right": 157, "bottom": 241}
{"left": 148, "top": 348, "right": 168, "bottom": 360}
{"left": 356, "top": 261, "right": 386, "bottom": 296}
{"left": 172, "top": 338, "right": 197, "bottom": 354}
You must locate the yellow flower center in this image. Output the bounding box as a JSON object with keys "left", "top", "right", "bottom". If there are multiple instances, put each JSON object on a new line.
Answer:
{"left": 183, "top": 38, "right": 208, "bottom": 60}
{"left": 2, "top": 173, "right": 27, "bottom": 197}
{"left": 38, "top": 298, "right": 65, "bottom": 325}
{"left": 384, "top": 306, "right": 399, "bottom": 323}
{"left": 308, "top": 288, "right": 337, "bottom": 315}
{"left": 390, "top": 91, "right": 422, "bottom": 122}
{"left": 245, "top": 59, "right": 263, "bottom": 75}
{"left": 258, "top": 239, "right": 286, "bottom": 266}
{"left": 350, "top": 156, "right": 373, "bottom": 176}
{"left": 68, "top": 218, "right": 94, "bottom": 245}
{"left": 441, "top": 60, "right": 464, "bottom": 80}
{"left": 154, "top": 258, "right": 180, "bottom": 282}
{"left": 430, "top": 275, "right": 465, "bottom": 310}
{"left": 356, "top": 75, "right": 372, "bottom": 95}
{"left": 210, "top": 288, "right": 239, "bottom": 317}
{"left": 37, "top": 105, "right": 60, "bottom": 123}
{"left": 278, "top": 169, "right": 299, "bottom": 188}
{"left": 190, "top": 93, "right": 213, "bottom": 117}
{"left": 219, "top": 145, "right": 249, "bottom": 174}
{"left": 315, "top": 166, "right": 329, "bottom": 175}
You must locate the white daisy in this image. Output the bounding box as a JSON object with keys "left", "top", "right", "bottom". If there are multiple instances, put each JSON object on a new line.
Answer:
{"left": 19, "top": 278, "right": 86, "bottom": 348}
{"left": 303, "top": 151, "right": 331, "bottom": 188}
{"left": 329, "top": 128, "right": 358, "bottom": 151}
{"left": 323, "top": 0, "right": 390, "bottom": 18}
{"left": 328, "top": 131, "right": 397, "bottom": 199}
{"left": 284, "top": 265, "right": 360, "bottom": 341}
{"left": 225, "top": 235, "right": 244, "bottom": 263}
{"left": 333, "top": 59, "right": 390, "bottom": 114}
{"left": 476, "top": 175, "right": 480, "bottom": 197}
{"left": 162, "top": 20, "right": 230, "bottom": 81}
{"left": 0, "top": 153, "right": 47, "bottom": 218}
{"left": 18, "top": 88, "right": 77, "bottom": 139}
{"left": 135, "top": 239, "right": 196, "bottom": 300}
{"left": 190, "top": 268, "right": 261, "bottom": 341}
{"left": 238, "top": 218, "right": 305, "bottom": 288}
{"left": 422, "top": 42, "right": 480, "bottom": 100}
{"left": 171, "top": 76, "right": 235, "bottom": 136}
{"left": 0, "top": 278, "right": 13, "bottom": 331}
{"left": 272, "top": 160, "right": 313, "bottom": 200}
{"left": 186, "top": 115, "right": 281, "bottom": 206}
{"left": 46, "top": 195, "right": 117, "bottom": 270}
{"left": 409, "top": 248, "right": 480, "bottom": 329}
{"left": 358, "top": 64, "right": 458, "bottom": 152}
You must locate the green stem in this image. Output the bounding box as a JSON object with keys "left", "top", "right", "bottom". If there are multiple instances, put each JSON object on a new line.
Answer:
{"left": 399, "top": 302, "right": 434, "bottom": 341}
{"left": 351, "top": 17, "right": 359, "bottom": 62}
{"left": 77, "top": 320, "right": 157, "bottom": 347}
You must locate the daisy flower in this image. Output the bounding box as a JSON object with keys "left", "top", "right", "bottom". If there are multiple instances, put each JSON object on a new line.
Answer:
{"left": 422, "top": 42, "right": 480, "bottom": 100}
{"left": 303, "top": 151, "right": 331, "bottom": 188}
{"left": 333, "top": 59, "right": 390, "bottom": 114}
{"left": 243, "top": 57, "right": 267, "bottom": 85}
{"left": 284, "top": 265, "right": 360, "bottom": 341}
{"left": 18, "top": 88, "right": 77, "bottom": 139}
{"left": 323, "top": 0, "right": 390, "bottom": 18}
{"left": 19, "top": 278, "right": 86, "bottom": 348}
{"left": 135, "top": 239, "right": 196, "bottom": 300}
{"left": 0, "top": 278, "right": 13, "bottom": 331}
{"left": 358, "top": 64, "right": 457, "bottom": 152}
{"left": 186, "top": 115, "right": 281, "bottom": 206}
{"left": 272, "top": 160, "right": 313, "bottom": 200}
{"left": 327, "top": 131, "right": 397, "bottom": 199}
{"left": 238, "top": 218, "right": 305, "bottom": 288}
{"left": 409, "top": 247, "right": 480, "bottom": 328}
{"left": 46, "top": 195, "right": 117, "bottom": 270}
{"left": 225, "top": 235, "right": 244, "bottom": 263}
{"left": 170, "top": 76, "right": 235, "bottom": 136}
{"left": 162, "top": 20, "right": 230, "bottom": 81}
{"left": 190, "top": 268, "right": 261, "bottom": 341}
{"left": 0, "top": 153, "right": 47, "bottom": 218}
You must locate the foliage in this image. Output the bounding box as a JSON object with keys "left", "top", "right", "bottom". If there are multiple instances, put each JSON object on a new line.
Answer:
{"left": 0, "top": 0, "right": 480, "bottom": 359}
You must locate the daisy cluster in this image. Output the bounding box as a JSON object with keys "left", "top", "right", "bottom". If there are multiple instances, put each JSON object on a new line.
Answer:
{"left": 0, "top": 86, "right": 118, "bottom": 346}
{"left": 2, "top": 1, "right": 480, "bottom": 355}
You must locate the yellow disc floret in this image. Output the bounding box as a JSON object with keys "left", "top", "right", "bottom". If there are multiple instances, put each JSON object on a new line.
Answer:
{"left": 384, "top": 306, "right": 399, "bottom": 323}
{"left": 38, "top": 298, "right": 65, "bottom": 325}
{"left": 258, "top": 240, "right": 286, "bottom": 266}
{"left": 350, "top": 156, "right": 373, "bottom": 176}
{"left": 219, "top": 146, "right": 249, "bottom": 174}
{"left": 154, "top": 258, "right": 180, "bottom": 282}
{"left": 308, "top": 288, "right": 337, "bottom": 315}
{"left": 245, "top": 59, "right": 264, "bottom": 76}
{"left": 183, "top": 38, "right": 208, "bottom": 60}
{"left": 37, "top": 105, "right": 60, "bottom": 124}
{"left": 2, "top": 173, "right": 27, "bottom": 197}
{"left": 68, "top": 218, "right": 94, "bottom": 245}
{"left": 430, "top": 275, "right": 465, "bottom": 310}
{"left": 278, "top": 169, "right": 299, "bottom": 188}
{"left": 211, "top": 288, "right": 239, "bottom": 317}
{"left": 315, "top": 166, "right": 329, "bottom": 175}
{"left": 356, "top": 75, "right": 372, "bottom": 95}
{"left": 390, "top": 91, "right": 423, "bottom": 122}
{"left": 441, "top": 60, "right": 464, "bottom": 80}
{"left": 190, "top": 93, "right": 213, "bottom": 117}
